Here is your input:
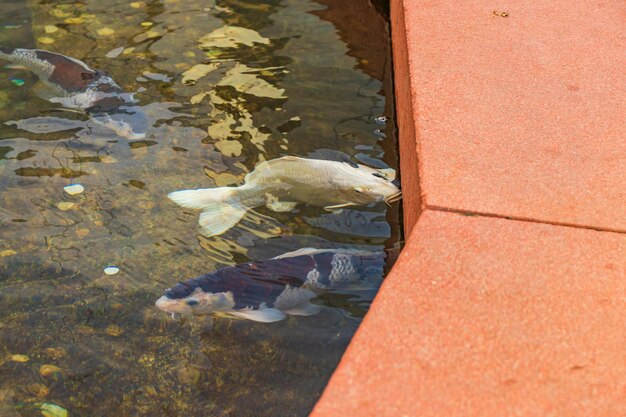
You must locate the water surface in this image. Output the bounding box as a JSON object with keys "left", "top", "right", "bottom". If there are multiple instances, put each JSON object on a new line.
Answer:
{"left": 0, "top": 0, "right": 400, "bottom": 415}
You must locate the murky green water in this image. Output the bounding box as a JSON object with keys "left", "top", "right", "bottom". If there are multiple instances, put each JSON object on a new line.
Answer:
{"left": 0, "top": 0, "right": 399, "bottom": 415}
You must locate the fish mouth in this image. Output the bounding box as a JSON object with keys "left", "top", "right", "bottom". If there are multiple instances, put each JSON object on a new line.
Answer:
{"left": 384, "top": 191, "right": 403, "bottom": 205}
{"left": 155, "top": 295, "right": 187, "bottom": 314}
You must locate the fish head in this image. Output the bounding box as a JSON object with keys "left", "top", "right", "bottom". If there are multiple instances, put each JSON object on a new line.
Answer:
{"left": 335, "top": 161, "right": 401, "bottom": 205}
{"left": 155, "top": 284, "right": 234, "bottom": 316}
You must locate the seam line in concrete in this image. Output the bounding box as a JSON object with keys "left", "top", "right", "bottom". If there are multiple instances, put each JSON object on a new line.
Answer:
{"left": 427, "top": 205, "right": 626, "bottom": 235}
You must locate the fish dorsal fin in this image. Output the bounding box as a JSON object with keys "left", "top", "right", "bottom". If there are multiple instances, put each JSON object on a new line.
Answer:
{"left": 273, "top": 247, "right": 323, "bottom": 259}
{"left": 228, "top": 308, "right": 286, "bottom": 323}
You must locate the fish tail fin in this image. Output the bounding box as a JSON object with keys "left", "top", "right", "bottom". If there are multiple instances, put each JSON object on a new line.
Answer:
{"left": 168, "top": 187, "right": 246, "bottom": 236}
{"left": 168, "top": 187, "right": 233, "bottom": 209}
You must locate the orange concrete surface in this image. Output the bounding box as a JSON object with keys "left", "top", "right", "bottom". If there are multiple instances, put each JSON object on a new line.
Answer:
{"left": 398, "top": 0, "right": 626, "bottom": 232}
{"left": 312, "top": 0, "right": 626, "bottom": 415}
{"left": 313, "top": 211, "right": 626, "bottom": 416}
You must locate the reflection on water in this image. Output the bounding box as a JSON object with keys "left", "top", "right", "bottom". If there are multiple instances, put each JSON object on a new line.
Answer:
{"left": 0, "top": 0, "right": 399, "bottom": 415}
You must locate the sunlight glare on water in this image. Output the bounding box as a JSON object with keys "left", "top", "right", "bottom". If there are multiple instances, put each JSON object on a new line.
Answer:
{"left": 0, "top": 0, "right": 400, "bottom": 415}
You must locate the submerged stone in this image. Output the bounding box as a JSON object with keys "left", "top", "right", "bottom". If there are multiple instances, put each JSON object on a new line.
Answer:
{"left": 36, "top": 403, "right": 68, "bottom": 417}
{"left": 39, "top": 364, "right": 62, "bottom": 377}
{"left": 104, "top": 266, "right": 120, "bottom": 275}
{"left": 9, "top": 354, "right": 29, "bottom": 362}
{"left": 63, "top": 184, "right": 84, "bottom": 196}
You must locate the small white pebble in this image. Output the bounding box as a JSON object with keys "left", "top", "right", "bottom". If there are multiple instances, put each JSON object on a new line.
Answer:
{"left": 63, "top": 184, "right": 84, "bottom": 196}
{"left": 104, "top": 266, "right": 120, "bottom": 275}
{"left": 105, "top": 46, "right": 125, "bottom": 58}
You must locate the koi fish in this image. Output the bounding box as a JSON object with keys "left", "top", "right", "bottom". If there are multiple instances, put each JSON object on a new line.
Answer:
{"left": 155, "top": 248, "right": 385, "bottom": 322}
{"left": 168, "top": 156, "right": 401, "bottom": 237}
{"left": 0, "top": 47, "right": 147, "bottom": 139}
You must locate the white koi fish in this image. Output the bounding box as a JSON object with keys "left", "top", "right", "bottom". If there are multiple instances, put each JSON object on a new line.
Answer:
{"left": 168, "top": 156, "right": 401, "bottom": 237}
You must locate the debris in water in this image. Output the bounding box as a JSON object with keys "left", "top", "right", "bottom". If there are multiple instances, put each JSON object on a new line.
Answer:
{"left": 97, "top": 27, "right": 115, "bottom": 36}
{"left": 105, "top": 46, "right": 125, "bottom": 58}
{"left": 9, "top": 354, "right": 29, "bottom": 362}
{"left": 36, "top": 402, "right": 68, "bottom": 417}
{"left": 100, "top": 155, "right": 117, "bottom": 164}
{"left": 0, "top": 249, "right": 17, "bottom": 258}
{"left": 39, "top": 364, "right": 62, "bottom": 377}
{"left": 64, "top": 17, "right": 85, "bottom": 25}
{"left": 44, "top": 347, "right": 67, "bottom": 359}
{"left": 142, "top": 71, "right": 172, "bottom": 82}
{"left": 104, "top": 266, "right": 120, "bottom": 275}
{"left": 63, "top": 184, "right": 84, "bottom": 195}
{"left": 28, "top": 383, "right": 49, "bottom": 398}
{"left": 105, "top": 324, "right": 123, "bottom": 336}
{"left": 56, "top": 202, "right": 75, "bottom": 211}
{"left": 37, "top": 36, "right": 55, "bottom": 45}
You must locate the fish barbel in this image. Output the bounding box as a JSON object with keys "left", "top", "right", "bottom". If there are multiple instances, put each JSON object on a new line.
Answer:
{"left": 168, "top": 156, "right": 402, "bottom": 237}
{"left": 155, "top": 248, "right": 385, "bottom": 322}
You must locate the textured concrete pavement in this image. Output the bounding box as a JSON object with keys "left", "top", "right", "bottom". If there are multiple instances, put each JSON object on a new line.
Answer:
{"left": 312, "top": 0, "right": 626, "bottom": 415}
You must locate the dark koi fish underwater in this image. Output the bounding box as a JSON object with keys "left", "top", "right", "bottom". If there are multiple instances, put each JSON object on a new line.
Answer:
{"left": 155, "top": 248, "right": 386, "bottom": 323}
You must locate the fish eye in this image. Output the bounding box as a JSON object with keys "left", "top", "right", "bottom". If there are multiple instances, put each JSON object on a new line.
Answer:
{"left": 186, "top": 299, "right": 199, "bottom": 306}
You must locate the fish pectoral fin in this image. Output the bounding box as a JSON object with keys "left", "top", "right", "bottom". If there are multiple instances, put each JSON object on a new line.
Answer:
{"left": 323, "top": 202, "right": 356, "bottom": 211}
{"left": 228, "top": 308, "right": 286, "bottom": 323}
{"left": 4, "top": 63, "right": 29, "bottom": 70}
{"left": 266, "top": 201, "right": 298, "bottom": 212}
{"left": 283, "top": 302, "right": 322, "bottom": 317}
{"left": 378, "top": 168, "right": 396, "bottom": 181}
{"left": 32, "top": 80, "right": 64, "bottom": 102}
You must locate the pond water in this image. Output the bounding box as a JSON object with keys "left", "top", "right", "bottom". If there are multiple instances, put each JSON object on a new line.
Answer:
{"left": 0, "top": 0, "right": 400, "bottom": 416}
